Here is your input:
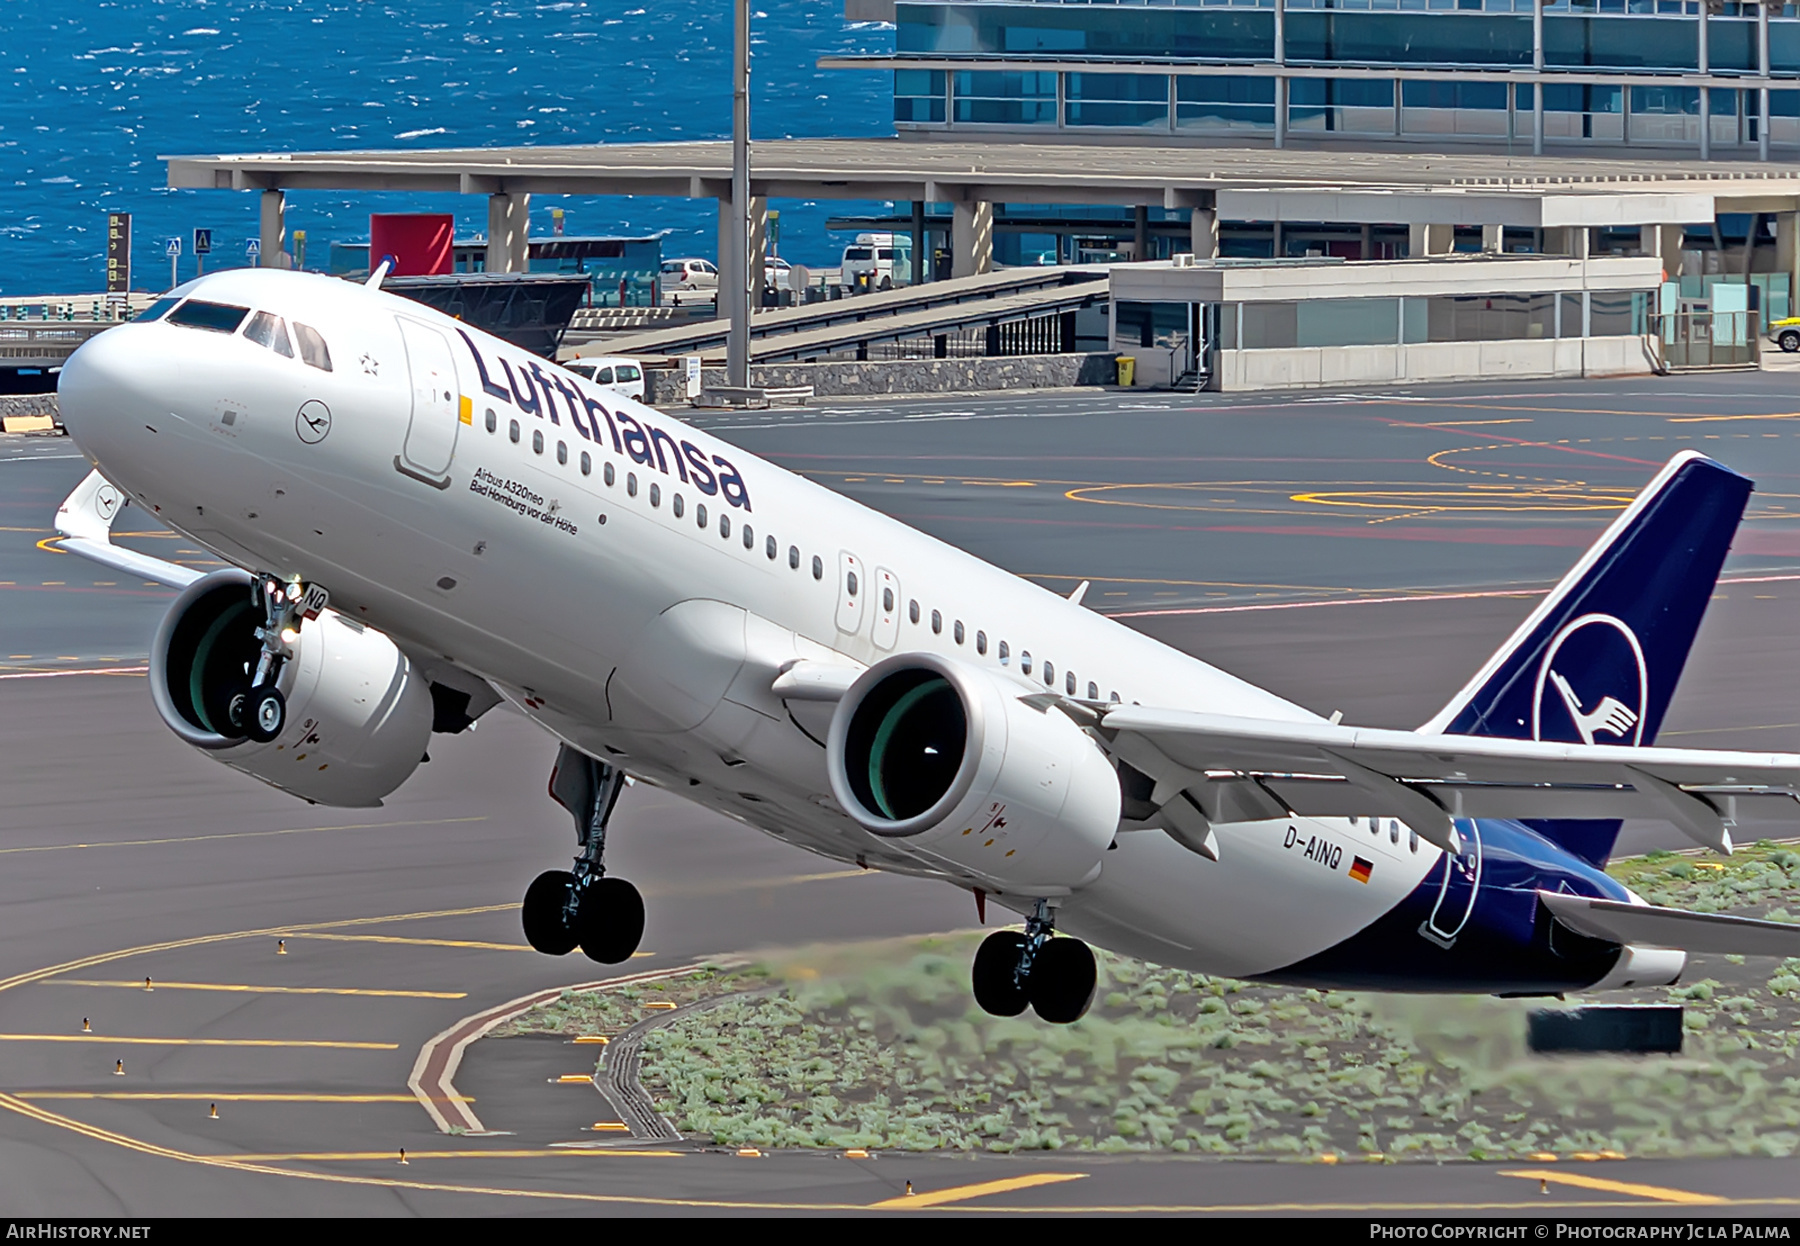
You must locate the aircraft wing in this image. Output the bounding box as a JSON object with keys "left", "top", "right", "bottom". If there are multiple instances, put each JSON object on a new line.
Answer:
{"left": 1539, "top": 890, "right": 1800, "bottom": 957}
{"left": 1098, "top": 704, "right": 1800, "bottom": 855}
{"left": 54, "top": 468, "right": 202, "bottom": 590}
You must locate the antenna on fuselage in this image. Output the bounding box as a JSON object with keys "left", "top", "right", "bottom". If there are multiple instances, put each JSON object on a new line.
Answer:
{"left": 366, "top": 260, "right": 391, "bottom": 289}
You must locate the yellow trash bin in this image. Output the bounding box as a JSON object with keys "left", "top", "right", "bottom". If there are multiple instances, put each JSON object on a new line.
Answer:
{"left": 1116, "top": 356, "right": 1136, "bottom": 387}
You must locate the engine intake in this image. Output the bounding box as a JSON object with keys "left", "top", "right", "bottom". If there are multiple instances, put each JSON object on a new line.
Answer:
{"left": 828, "top": 653, "right": 1120, "bottom": 892}
{"left": 150, "top": 569, "right": 434, "bottom": 807}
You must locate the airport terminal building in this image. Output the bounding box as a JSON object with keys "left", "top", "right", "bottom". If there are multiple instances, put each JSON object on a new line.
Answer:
{"left": 850, "top": 0, "right": 1799, "bottom": 158}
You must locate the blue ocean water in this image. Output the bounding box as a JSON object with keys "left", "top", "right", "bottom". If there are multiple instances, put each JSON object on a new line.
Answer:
{"left": 0, "top": 1, "right": 896, "bottom": 296}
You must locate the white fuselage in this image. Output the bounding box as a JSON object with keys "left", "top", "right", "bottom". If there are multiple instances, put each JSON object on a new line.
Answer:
{"left": 57, "top": 269, "right": 1443, "bottom": 977}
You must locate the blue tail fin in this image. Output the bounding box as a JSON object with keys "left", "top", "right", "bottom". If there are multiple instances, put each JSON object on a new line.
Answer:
{"left": 1420, "top": 451, "right": 1752, "bottom": 867}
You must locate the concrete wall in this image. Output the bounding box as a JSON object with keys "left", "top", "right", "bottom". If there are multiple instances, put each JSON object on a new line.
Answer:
{"left": 646, "top": 352, "right": 1118, "bottom": 404}
{"left": 1214, "top": 336, "right": 1660, "bottom": 392}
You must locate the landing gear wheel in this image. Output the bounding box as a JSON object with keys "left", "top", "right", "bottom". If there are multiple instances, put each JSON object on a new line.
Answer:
{"left": 576, "top": 876, "right": 645, "bottom": 964}
{"left": 522, "top": 870, "right": 580, "bottom": 955}
{"left": 1028, "top": 937, "right": 1097, "bottom": 1025}
{"left": 225, "top": 686, "right": 252, "bottom": 739}
{"left": 245, "top": 685, "right": 285, "bottom": 744}
{"left": 971, "top": 930, "right": 1031, "bottom": 1018}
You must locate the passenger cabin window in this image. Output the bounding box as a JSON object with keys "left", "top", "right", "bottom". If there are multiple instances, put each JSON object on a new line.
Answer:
{"left": 1087, "top": 681, "right": 1098, "bottom": 700}
{"left": 998, "top": 641, "right": 1010, "bottom": 664}
{"left": 975, "top": 630, "right": 987, "bottom": 655}
{"left": 243, "top": 311, "right": 294, "bottom": 357}
{"left": 485, "top": 409, "right": 497, "bottom": 433}
{"left": 604, "top": 462, "right": 616, "bottom": 487}
{"left": 953, "top": 620, "right": 965, "bottom": 644}
{"left": 766, "top": 536, "right": 777, "bottom": 560}
{"left": 649, "top": 482, "right": 661, "bottom": 508}
{"left": 1042, "top": 660, "right": 1053, "bottom": 686}
{"left": 292, "top": 322, "right": 333, "bottom": 371}
{"left": 509, "top": 419, "right": 520, "bottom": 444}
{"left": 846, "top": 570, "right": 859, "bottom": 596}
{"left": 931, "top": 610, "right": 942, "bottom": 635}
{"left": 743, "top": 524, "right": 754, "bottom": 550}
{"left": 908, "top": 600, "right": 920, "bottom": 625}
{"left": 672, "top": 494, "right": 684, "bottom": 518}
{"left": 580, "top": 451, "right": 591, "bottom": 476}
{"left": 1066, "top": 671, "right": 1077, "bottom": 695}
{"left": 719, "top": 513, "right": 731, "bottom": 539}
{"left": 533, "top": 430, "right": 544, "bottom": 455}
{"left": 789, "top": 546, "right": 801, "bottom": 569}
{"left": 1021, "top": 651, "right": 1033, "bottom": 676}
{"left": 696, "top": 502, "right": 708, "bottom": 528}
{"left": 627, "top": 472, "right": 638, "bottom": 497}
{"left": 812, "top": 555, "right": 823, "bottom": 580}
{"left": 168, "top": 300, "right": 250, "bottom": 334}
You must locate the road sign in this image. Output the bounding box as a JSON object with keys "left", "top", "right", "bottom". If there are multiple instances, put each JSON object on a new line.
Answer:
{"left": 106, "top": 213, "right": 131, "bottom": 294}
{"left": 166, "top": 238, "right": 181, "bottom": 257}
{"left": 192, "top": 229, "right": 212, "bottom": 255}
{"left": 246, "top": 238, "right": 261, "bottom": 261}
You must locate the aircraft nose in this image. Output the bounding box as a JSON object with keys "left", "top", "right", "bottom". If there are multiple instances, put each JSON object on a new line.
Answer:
{"left": 57, "top": 322, "right": 179, "bottom": 451}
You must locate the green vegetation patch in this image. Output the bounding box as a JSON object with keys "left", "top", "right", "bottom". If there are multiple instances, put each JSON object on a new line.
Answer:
{"left": 488, "top": 964, "right": 745, "bottom": 1038}
{"left": 496, "top": 840, "right": 1800, "bottom": 1157}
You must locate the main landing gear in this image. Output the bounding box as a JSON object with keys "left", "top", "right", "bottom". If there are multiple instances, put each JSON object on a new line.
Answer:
{"left": 521, "top": 744, "right": 645, "bottom": 964}
{"left": 971, "top": 899, "right": 1097, "bottom": 1025}
{"left": 230, "top": 575, "right": 328, "bottom": 744}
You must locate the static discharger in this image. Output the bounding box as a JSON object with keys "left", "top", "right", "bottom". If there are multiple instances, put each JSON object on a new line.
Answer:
{"left": 113, "top": 1060, "right": 123, "bottom": 1076}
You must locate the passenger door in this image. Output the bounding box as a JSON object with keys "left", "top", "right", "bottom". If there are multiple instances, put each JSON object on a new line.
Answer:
{"left": 395, "top": 317, "right": 463, "bottom": 489}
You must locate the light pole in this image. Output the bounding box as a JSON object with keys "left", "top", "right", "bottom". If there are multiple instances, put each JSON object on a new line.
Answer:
{"left": 725, "top": 0, "right": 751, "bottom": 388}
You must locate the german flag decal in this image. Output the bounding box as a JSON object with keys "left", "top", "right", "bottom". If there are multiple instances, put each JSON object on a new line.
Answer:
{"left": 1349, "top": 856, "right": 1374, "bottom": 884}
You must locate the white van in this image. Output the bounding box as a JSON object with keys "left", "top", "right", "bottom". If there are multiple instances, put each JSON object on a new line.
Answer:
{"left": 564, "top": 356, "right": 645, "bottom": 401}
{"left": 840, "top": 233, "right": 913, "bottom": 292}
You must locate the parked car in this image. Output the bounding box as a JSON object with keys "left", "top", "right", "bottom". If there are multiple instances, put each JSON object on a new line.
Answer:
{"left": 1771, "top": 315, "right": 1800, "bottom": 353}
{"left": 840, "top": 233, "right": 913, "bottom": 292}
{"left": 659, "top": 258, "right": 718, "bottom": 307}
{"left": 563, "top": 356, "right": 645, "bottom": 401}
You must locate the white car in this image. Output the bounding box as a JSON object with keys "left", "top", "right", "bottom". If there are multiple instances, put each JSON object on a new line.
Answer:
{"left": 563, "top": 356, "right": 645, "bottom": 401}
{"left": 659, "top": 258, "right": 718, "bottom": 307}
{"left": 840, "top": 233, "right": 913, "bottom": 292}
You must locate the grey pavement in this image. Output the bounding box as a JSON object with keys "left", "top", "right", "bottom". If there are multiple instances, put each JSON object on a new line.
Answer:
{"left": 4, "top": 371, "right": 1800, "bottom": 1213}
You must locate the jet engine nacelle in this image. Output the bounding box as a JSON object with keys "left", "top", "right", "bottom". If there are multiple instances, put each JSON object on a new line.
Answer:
{"left": 827, "top": 653, "right": 1120, "bottom": 892}
{"left": 149, "top": 569, "right": 434, "bottom": 807}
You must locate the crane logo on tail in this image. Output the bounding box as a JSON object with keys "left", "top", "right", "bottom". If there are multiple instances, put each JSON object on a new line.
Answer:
{"left": 1531, "top": 613, "right": 1648, "bottom": 747}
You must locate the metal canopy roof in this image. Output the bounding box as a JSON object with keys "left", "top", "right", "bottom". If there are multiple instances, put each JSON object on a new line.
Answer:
{"left": 165, "top": 138, "right": 1800, "bottom": 219}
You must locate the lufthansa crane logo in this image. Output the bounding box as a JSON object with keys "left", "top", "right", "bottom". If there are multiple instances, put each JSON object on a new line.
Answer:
{"left": 1530, "top": 612, "right": 1648, "bottom": 746}
{"left": 295, "top": 400, "right": 332, "bottom": 445}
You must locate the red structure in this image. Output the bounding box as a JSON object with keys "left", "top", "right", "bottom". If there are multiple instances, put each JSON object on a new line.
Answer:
{"left": 368, "top": 213, "right": 454, "bottom": 276}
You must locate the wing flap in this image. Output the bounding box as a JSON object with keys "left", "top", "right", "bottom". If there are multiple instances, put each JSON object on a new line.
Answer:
{"left": 1100, "top": 704, "right": 1800, "bottom": 852}
{"left": 1539, "top": 890, "right": 1800, "bottom": 958}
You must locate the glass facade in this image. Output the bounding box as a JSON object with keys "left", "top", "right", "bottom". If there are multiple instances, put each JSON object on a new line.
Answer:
{"left": 888, "top": 1, "right": 1800, "bottom": 152}
{"left": 1212, "top": 291, "right": 1648, "bottom": 349}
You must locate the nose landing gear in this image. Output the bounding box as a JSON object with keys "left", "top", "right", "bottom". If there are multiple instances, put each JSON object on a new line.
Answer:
{"left": 971, "top": 899, "right": 1097, "bottom": 1025}
{"left": 520, "top": 745, "right": 645, "bottom": 964}
{"left": 229, "top": 575, "right": 328, "bottom": 743}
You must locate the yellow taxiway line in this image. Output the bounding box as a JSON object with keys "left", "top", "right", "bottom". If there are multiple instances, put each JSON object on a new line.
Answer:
{"left": 52, "top": 979, "right": 468, "bottom": 999}
{"left": 1501, "top": 1169, "right": 1726, "bottom": 1205}
{"left": 227, "top": 1149, "right": 683, "bottom": 1162}
{"left": 0, "top": 816, "right": 487, "bottom": 857}
{"left": 871, "top": 1173, "right": 1089, "bottom": 1208}
{"left": 18, "top": 1093, "right": 471, "bottom": 1103}
{"left": 275, "top": 933, "right": 533, "bottom": 953}
{"left": 0, "top": 1034, "right": 396, "bottom": 1050}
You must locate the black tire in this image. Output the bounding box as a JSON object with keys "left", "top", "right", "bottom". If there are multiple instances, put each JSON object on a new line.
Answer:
{"left": 522, "top": 870, "right": 580, "bottom": 955}
{"left": 245, "top": 685, "right": 285, "bottom": 744}
{"left": 224, "top": 686, "right": 251, "bottom": 739}
{"left": 577, "top": 876, "right": 645, "bottom": 964}
{"left": 1781, "top": 331, "right": 1800, "bottom": 353}
{"left": 971, "top": 930, "right": 1031, "bottom": 1018}
{"left": 1029, "top": 938, "right": 1098, "bottom": 1025}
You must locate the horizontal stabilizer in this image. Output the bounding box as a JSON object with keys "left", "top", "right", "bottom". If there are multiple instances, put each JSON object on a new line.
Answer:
{"left": 1540, "top": 889, "right": 1800, "bottom": 957}
{"left": 54, "top": 468, "right": 200, "bottom": 589}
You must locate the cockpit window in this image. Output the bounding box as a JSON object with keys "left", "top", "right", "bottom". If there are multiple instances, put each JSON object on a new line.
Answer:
{"left": 134, "top": 297, "right": 180, "bottom": 323}
{"left": 292, "top": 322, "right": 333, "bottom": 372}
{"left": 244, "top": 311, "right": 294, "bottom": 358}
{"left": 167, "top": 300, "right": 250, "bottom": 334}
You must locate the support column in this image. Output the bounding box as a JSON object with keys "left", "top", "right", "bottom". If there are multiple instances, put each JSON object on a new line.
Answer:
{"left": 1544, "top": 225, "right": 1589, "bottom": 257}
{"left": 486, "top": 193, "right": 529, "bottom": 273}
{"left": 1273, "top": 220, "right": 1285, "bottom": 258}
{"left": 1778, "top": 213, "right": 1798, "bottom": 309}
{"left": 1359, "top": 222, "right": 1373, "bottom": 260}
{"left": 748, "top": 196, "right": 768, "bottom": 306}
{"left": 1760, "top": 2, "right": 1772, "bottom": 162}
{"left": 1699, "top": 7, "right": 1711, "bottom": 160}
{"left": 1273, "top": 0, "right": 1287, "bottom": 150}
{"left": 1133, "top": 204, "right": 1149, "bottom": 260}
{"left": 717, "top": 195, "right": 741, "bottom": 315}
{"left": 911, "top": 200, "right": 927, "bottom": 283}
{"left": 1660, "top": 223, "right": 1688, "bottom": 278}
{"left": 952, "top": 199, "right": 993, "bottom": 278}
{"left": 1408, "top": 222, "right": 1427, "bottom": 258}
{"left": 258, "top": 190, "right": 286, "bottom": 269}
{"left": 1191, "top": 206, "right": 1219, "bottom": 259}
{"left": 1532, "top": 0, "right": 1545, "bottom": 155}
{"left": 1481, "top": 224, "right": 1504, "bottom": 254}
{"left": 1411, "top": 223, "right": 1453, "bottom": 257}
